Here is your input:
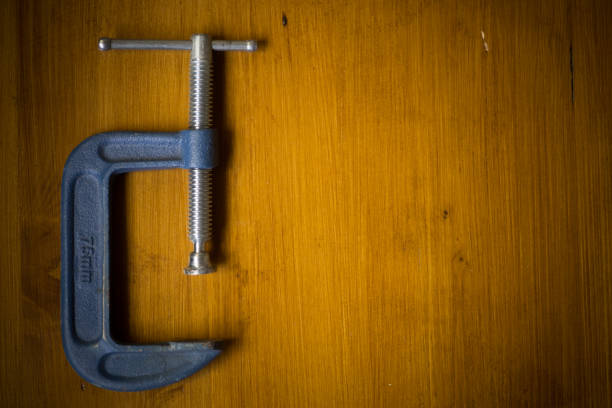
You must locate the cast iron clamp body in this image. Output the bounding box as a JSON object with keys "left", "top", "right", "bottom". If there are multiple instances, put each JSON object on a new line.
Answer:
{"left": 61, "top": 35, "right": 257, "bottom": 391}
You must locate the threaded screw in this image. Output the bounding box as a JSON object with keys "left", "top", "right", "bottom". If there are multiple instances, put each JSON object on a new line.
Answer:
{"left": 184, "top": 34, "right": 215, "bottom": 275}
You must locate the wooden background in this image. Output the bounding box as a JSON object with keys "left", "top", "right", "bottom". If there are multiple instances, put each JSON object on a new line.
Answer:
{"left": 1, "top": 0, "right": 611, "bottom": 406}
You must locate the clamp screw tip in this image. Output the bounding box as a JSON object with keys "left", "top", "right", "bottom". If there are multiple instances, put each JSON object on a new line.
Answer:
{"left": 184, "top": 250, "right": 215, "bottom": 275}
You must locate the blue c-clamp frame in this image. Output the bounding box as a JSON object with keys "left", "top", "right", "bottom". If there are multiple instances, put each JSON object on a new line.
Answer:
{"left": 61, "top": 130, "right": 219, "bottom": 391}
{"left": 61, "top": 35, "right": 257, "bottom": 391}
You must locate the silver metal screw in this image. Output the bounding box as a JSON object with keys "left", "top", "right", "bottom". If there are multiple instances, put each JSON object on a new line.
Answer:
{"left": 185, "top": 34, "right": 214, "bottom": 275}
{"left": 99, "top": 34, "right": 257, "bottom": 275}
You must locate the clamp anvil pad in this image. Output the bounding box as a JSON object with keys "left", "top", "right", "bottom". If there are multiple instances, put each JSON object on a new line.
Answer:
{"left": 61, "top": 35, "right": 257, "bottom": 391}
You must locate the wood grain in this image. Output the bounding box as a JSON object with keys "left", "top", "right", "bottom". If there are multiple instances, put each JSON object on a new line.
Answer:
{"left": 1, "top": 0, "right": 611, "bottom": 406}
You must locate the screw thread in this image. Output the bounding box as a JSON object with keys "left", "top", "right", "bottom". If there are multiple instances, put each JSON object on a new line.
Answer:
{"left": 188, "top": 38, "right": 213, "bottom": 249}
{"left": 188, "top": 168, "right": 213, "bottom": 244}
{"left": 189, "top": 57, "right": 213, "bottom": 129}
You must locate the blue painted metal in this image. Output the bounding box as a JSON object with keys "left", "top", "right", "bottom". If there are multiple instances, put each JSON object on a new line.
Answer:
{"left": 61, "top": 129, "right": 220, "bottom": 391}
